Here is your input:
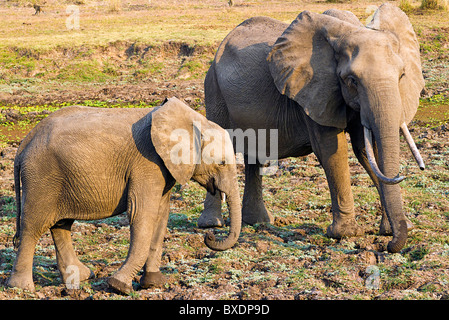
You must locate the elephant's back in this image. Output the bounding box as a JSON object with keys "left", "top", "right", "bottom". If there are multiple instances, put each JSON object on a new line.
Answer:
{"left": 215, "top": 16, "right": 288, "bottom": 64}
{"left": 16, "top": 106, "right": 152, "bottom": 160}
{"left": 211, "top": 17, "right": 289, "bottom": 130}
{"left": 218, "top": 16, "right": 287, "bottom": 50}
{"left": 213, "top": 16, "right": 288, "bottom": 99}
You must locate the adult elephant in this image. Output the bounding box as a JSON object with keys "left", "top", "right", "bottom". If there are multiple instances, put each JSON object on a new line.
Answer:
{"left": 198, "top": 4, "right": 425, "bottom": 253}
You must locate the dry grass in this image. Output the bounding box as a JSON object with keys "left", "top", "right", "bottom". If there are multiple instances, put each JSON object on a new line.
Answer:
{"left": 421, "top": 0, "right": 449, "bottom": 10}
{"left": 3, "top": 0, "right": 446, "bottom": 50}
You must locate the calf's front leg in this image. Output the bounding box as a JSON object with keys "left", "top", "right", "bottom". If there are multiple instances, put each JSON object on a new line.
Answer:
{"left": 140, "top": 192, "right": 170, "bottom": 288}
{"left": 108, "top": 186, "right": 161, "bottom": 294}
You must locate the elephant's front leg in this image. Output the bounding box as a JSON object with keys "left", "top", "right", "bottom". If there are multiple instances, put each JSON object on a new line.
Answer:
{"left": 307, "top": 122, "right": 364, "bottom": 238}
{"left": 108, "top": 187, "right": 161, "bottom": 294}
{"left": 140, "top": 192, "right": 170, "bottom": 289}
{"left": 198, "top": 191, "right": 225, "bottom": 228}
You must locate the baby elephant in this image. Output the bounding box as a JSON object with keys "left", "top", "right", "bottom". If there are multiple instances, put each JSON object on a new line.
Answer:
{"left": 8, "top": 97, "right": 241, "bottom": 294}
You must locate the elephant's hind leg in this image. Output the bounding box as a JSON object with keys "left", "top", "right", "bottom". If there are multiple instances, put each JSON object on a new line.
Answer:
{"left": 50, "top": 219, "right": 94, "bottom": 287}
{"left": 8, "top": 229, "right": 41, "bottom": 291}
{"left": 8, "top": 206, "right": 51, "bottom": 291}
{"left": 242, "top": 158, "right": 273, "bottom": 225}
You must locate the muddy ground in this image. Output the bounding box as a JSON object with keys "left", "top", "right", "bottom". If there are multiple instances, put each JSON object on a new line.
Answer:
{"left": 0, "top": 81, "right": 448, "bottom": 299}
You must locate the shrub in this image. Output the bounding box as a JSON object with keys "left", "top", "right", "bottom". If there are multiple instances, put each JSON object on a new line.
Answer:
{"left": 399, "top": 0, "right": 415, "bottom": 12}
{"left": 421, "top": 0, "right": 449, "bottom": 10}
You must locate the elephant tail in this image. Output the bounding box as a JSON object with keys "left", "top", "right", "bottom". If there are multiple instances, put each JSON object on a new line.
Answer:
{"left": 12, "top": 161, "right": 21, "bottom": 249}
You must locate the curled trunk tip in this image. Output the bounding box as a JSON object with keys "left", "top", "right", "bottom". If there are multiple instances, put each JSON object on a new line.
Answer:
{"left": 387, "top": 220, "right": 408, "bottom": 253}
{"left": 204, "top": 230, "right": 239, "bottom": 251}
{"left": 203, "top": 190, "right": 241, "bottom": 251}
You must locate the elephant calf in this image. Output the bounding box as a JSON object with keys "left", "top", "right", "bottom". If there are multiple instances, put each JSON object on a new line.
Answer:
{"left": 8, "top": 97, "right": 242, "bottom": 294}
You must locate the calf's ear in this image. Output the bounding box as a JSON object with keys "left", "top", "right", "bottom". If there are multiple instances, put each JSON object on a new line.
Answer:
{"left": 151, "top": 97, "right": 203, "bottom": 184}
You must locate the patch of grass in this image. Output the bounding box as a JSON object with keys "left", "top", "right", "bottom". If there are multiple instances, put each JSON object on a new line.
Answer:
{"left": 408, "top": 245, "right": 430, "bottom": 261}
{"left": 0, "top": 196, "right": 16, "bottom": 219}
{"left": 421, "top": 0, "right": 449, "bottom": 10}
{"left": 56, "top": 60, "right": 112, "bottom": 83}
{"left": 415, "top": 95, "right": 449, "bottom": 127}
{"left": 399, "top": 0, "right": 418, "bottom": 12}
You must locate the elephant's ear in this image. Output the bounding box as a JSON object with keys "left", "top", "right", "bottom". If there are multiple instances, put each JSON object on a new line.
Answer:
{"left": 267, "top": 11, "right": 357, "bottom": 128}
{"left": 367, "top": 3, "right": 424, "bottom": 124}
{"left": 151, "top": 97, "right": 203, "bottom": 185}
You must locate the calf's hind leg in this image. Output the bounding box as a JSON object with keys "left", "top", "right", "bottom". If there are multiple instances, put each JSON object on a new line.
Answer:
{"left": 8, "top": 204, "right": 52, "bottom": 291}
{"left": 108, "top": 184, "right": 162, "bottom": 294}
{"left": 50, "top": 219, "right": 94, "bottom": 287}
{"left": 8, "top": 228, "right": 42, "bottom": 292}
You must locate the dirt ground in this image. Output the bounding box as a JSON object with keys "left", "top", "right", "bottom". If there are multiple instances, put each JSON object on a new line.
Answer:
{"left": 0, "top": 90, "right": 448, "bottom": 300}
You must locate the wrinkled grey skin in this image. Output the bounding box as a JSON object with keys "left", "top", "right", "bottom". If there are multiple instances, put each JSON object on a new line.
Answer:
{"left": 8, "top": 97, "right": 241, "bottom": 294}
{"left": 199, "top": 4, "right": 424, "bottom": 253}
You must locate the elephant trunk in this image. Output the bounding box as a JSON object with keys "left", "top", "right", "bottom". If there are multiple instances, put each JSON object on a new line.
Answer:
{"left": 362, "top": 85, "right": 409, "bottom": 253}
{"left": 204, "top": 179, "right": 242, "bottom": 251}
{"left": 372, "top": 126, "right": 408, "bottom": 253}
{"left": 364, "top": 127, "right": 405, "bottom": 185}
{"left": 365, "top": 123, "right": 425, "bottom": 183}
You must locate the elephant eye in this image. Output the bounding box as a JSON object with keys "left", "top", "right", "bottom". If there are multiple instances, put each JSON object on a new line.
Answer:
{"left": 218, "top": 160, "right": 226, "bottom": 166}
{"left": 346, "top": 76, "right": 358, "bottom": 89}
{"left": 399, "top": 72, "right": 406, "bottom": 81}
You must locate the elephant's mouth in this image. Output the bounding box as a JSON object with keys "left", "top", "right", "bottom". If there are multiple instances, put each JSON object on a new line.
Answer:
{"left": 363, "top": 122, "right": 424, "bottom": 185}
{"left": 205, "top": 177, "right": 218, "bottom": 196}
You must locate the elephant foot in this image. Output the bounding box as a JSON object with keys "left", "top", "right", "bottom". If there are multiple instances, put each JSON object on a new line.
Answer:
{"left": 379, "top": 215, "right": 414, "bottom": 236}
{"left": 140, "top": 271, "right": 166, "bottom": 289}
{"left": 7, "top": 273, "right": 35, "bottom": 292}
{"left": 60, "top": 263, "right": 95, "bottom": 286}
{"left": 199, "top": 192, "right": 224, "bottom": 228}
{"left": 326, "top": 217, "right": 364, "bottom": 239}
{"left": 198, "top": 210, "right": 224, "bottom": 228}
{"left": 242, "top": 202, "right": 273, "bottom": 225}
{"left": 108, "top": 274, "right": 133, "bottom": 295}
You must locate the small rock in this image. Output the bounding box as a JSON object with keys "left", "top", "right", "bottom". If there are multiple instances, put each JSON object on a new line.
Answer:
{"left": 35, "top": 292, "right": 46, "bottom": 299}
{"left": 255, "top": 241, "right": 269, "bottom": 253}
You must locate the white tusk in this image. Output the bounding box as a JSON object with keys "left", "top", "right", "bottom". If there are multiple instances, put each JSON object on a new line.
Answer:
{"left": 363, "top": 127, "right": 406, "bottom": 185}
{"left": 400, "top": 122, "right": 425, "bottom": 170}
